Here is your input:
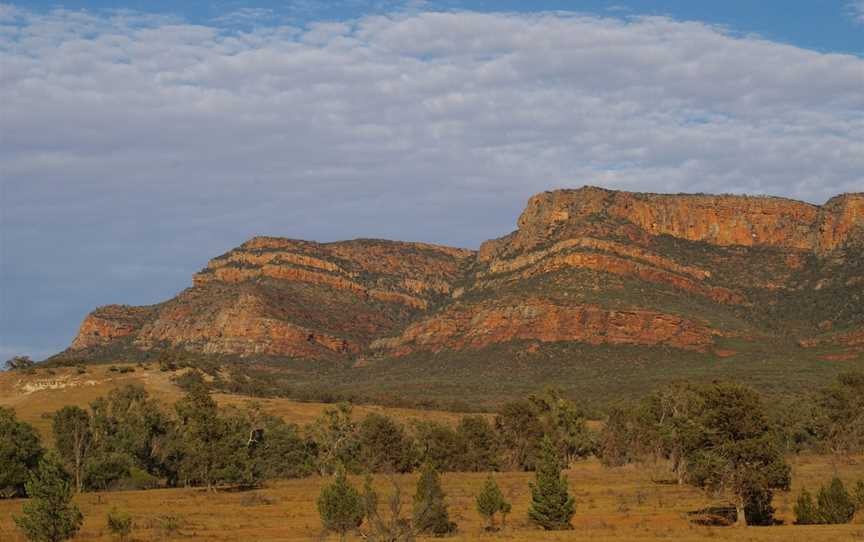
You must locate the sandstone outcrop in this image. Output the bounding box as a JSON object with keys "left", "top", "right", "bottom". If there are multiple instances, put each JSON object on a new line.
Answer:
{"left": 61, "top": 187, "right": 864, "bottom": 362}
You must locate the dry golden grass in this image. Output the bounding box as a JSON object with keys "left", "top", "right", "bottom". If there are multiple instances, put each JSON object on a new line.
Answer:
{"left": 2, "top": 365, "right": 863, "bottom": 541}
{"left": 0, "top": 365, "right": 466, "bottom": 442}
{"left": 0, "top": 456, "right": 862, "bottom": 541}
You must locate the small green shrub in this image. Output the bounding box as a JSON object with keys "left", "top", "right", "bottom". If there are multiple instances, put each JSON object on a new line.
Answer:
{"left": 817, "top": 478, "right": 856, "bottom": 524}
{"left": 795, "top": 478, "right": 857, "bottom": 525}
{"left": 106, "top": 508, "right": 132, "bottom": 542}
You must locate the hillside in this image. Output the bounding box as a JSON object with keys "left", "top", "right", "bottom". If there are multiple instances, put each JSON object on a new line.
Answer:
{"left": 49, "top": 187, "right": 864, "bottom": 405}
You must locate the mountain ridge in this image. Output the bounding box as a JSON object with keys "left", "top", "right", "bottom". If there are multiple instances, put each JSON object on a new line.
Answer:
{"left": 57, "top": 186, "right": 864, "bottom": 364}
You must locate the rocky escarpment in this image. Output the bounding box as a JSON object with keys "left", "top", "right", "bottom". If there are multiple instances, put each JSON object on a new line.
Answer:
{"left": 70, "top": 305, "right": 156, "bottom": 350}
{"left": 65, "top": 239, "right": 474, "bottom": 358}
{"left": 371, "top": 299, "right": 716, "bottom": 355}
{"left": 60, "top": 186, "right": 864, "bottom": 362}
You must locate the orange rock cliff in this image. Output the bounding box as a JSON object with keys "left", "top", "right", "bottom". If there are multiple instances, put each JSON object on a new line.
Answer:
{"left": 61, "top": 186, "right": 864, "bottom": 361}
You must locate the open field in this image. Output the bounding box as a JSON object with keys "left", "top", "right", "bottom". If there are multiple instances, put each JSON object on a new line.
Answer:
{"left": 1, "top": 455, "right": 862, "bottom": 541}
{"left": 2, "top": 362, "right": 862, "bottom": 541}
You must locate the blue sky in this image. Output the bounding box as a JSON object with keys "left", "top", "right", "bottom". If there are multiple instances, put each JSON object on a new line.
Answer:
{"left": 11, "top": 1, "right": 864, "bottom": 54}
{"left": 1, "top": 1, "right": 863, "bottom": 360}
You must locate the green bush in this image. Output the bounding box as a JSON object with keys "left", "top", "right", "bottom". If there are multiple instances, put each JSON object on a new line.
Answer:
{"left": 816, "top": 478, "right": 856, "bottom": 524}
{"left": 528, "top": 436, "right": 575, "bottom": 530}
{"left": 476, "top": 475, "right": 511, "bottom": 531}
{"left": 106, "top": 508, "right": 132, "bottom": 542}
{"left": 317, "top": 466, "right": 364, "bottom": 542}
{"left": 413, "top": 463, "right": 456, "bottom": 535}
{"left": 795, "top": 478, "right": 857, "bottom": 525}
{"left": 794, "top": 488, "right": 820, "bottom": 525}
{"left": 14, "top": 452, "right": 83, "bottom": 542}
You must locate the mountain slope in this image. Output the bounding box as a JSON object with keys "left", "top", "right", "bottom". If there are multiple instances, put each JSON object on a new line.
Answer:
{"left": 57, "top": 187, "right": 864, "bottom": 366}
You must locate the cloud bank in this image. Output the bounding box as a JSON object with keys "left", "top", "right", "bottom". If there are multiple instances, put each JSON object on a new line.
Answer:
{"left": 1, "top": 6, "right": 863, "bottom": 356}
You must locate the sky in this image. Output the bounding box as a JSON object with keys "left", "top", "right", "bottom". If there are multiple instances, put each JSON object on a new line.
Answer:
{"left": 1, "top": 1, "right": 863, "bottom": 360}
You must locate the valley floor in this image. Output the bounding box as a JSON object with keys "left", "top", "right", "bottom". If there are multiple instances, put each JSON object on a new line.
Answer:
{"left": 1, "top": 455, "right": 862, "bottom": 541}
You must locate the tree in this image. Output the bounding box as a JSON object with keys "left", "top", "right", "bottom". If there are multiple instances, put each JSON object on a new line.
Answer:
{"left": 529, "top": 389, "right": 594, "bottom": 464}
{"left": 5, "top": 355, "right": 35, "bottom": 371}
{"left": 360, "top": 475, "right": 414, "bottom": 542}
{"left": 358, "top": 414, "right": 416, "bottom": 473}
{"left": 794, "top": 487, "right": 820, "bottom": 525}
{"left": 634, "top": 383, "right": 705, "bottom": 484}
{"left": 249, "top": 413, "right": 315, "bottom": 480}
{"left": 596, "top": 405, "right": 641, "bottom": 467}
{"left": 412, "top": 421, "right": 463, "bottom": 472}
{"left": 476, "top": 475, "right": 510, "bottom": 531}
{"left": 14, "top": 452, "right": 83, "bottom": 542}
{"left": 317, "top": 465, "right": 364, "bottom": 542}
{"left": 52, "top": 406, "right": 92, "bottom": 493}
{"left": 495, "top": 400, "right": 544, "bottom": 471}
{"left": 813, "top": 372, "right": 864, "bottom": 456}
{"left": 815, "top": 478, "right": 856, "bottom": 524}
{"left": 174, "top": 384, "right": 250, "bottom": 490}
{"left": 83, "top": 451, "right": 131, "bottom": 491}
{"left": 0, "top": 407, "right": 43, "bottom": 498}
{"left": 528, "top": 436, "right": 575, "bottom": 530}
{"left": 89, "top": 385, "right": 174, "bottom": 481}
{"left": 412, "top": 463, "right": 456, "bottom": 536}
{"left": 685, "top": 383, "right": 790, "bottom": 527}
{"left": 309, "top": 403, "right": 360, "bottom": 475}
{"left": 455, "top": 416, "right": 501, "bottom": 472}
{"left": 853, "top": 480, "right": 864, "bottom": 510}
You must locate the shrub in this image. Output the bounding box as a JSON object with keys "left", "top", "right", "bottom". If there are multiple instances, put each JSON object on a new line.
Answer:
{"left": 317, "top": 466, "right": 364, "bottom": 542}
{"left": 14, "top": 452, "right": 83, "bottom": 542}
{"left": 476, "top": 475, "right": 511, "bottom": 531}
{"left": 0, "top": 407, "right": 44, "bottom": 498}
{"left": 794, "top": 488, "right": 820, "bottom": 525}
{"left": 528, "top": 436, "right": 575, "bottom": 530}
{"left": 853, "top": 480, "right": 864, "bottom": 510}
{"left": 84, "top": 452, "right": 131, "bottom": 491}
{"left": 106, "top": 509, "right": 133, "bottom": 542}
{"left": 816, "top": 478, "right": 856, "bottom": 524}
{"left": 795, "top": 478, "right": 858, "bottom": 525}
{"left": 456, "top": 416, "right": 501, "bottom": 472}
{"left": 413, "top": 463, "right": 456, "bottom": 535}
{"left": 358, "top": 414, "right": 416, "bottom": 473}
{"left": 360, "top": 475, "right": 414, "bottom": 541}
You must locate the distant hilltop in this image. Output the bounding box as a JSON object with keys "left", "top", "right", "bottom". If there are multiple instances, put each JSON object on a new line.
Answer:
{"left": 57, "top": 186, "right": 864, "bottom": 363}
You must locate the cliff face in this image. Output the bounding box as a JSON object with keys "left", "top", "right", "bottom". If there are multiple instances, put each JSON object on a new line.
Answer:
{"left": 62, "top": 187, "right": 864, "bottom": 362}
{"left": 479, "top": 187, "right": 864, "bottom": 259}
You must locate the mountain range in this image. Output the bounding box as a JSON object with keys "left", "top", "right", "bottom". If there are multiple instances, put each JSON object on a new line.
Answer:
{"left": 57, "top": 186, "right": 864, "bottom": 371}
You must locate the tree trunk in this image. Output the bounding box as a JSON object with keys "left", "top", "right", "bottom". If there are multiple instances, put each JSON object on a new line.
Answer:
{"left": 735, "top": 497, "right": 747, "bottom": 527}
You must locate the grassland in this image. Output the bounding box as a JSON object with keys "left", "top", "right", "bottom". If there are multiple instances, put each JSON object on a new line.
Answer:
{"left": 0, "top": 455, "right": 862, "bottom": 541}
{"left": 2, "top": 362, "right": 864, "bottom": 541}
{"left": 0, "top": 365, "right": 466, "bottom": 442}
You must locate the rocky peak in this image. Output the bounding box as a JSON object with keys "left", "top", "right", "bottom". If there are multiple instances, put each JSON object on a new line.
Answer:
{"left": 481, "top": 186, "right": 863, "bottom": 260}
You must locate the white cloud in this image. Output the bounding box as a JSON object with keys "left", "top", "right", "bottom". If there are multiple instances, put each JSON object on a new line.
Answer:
{"left": 847, "top": 1, "right": 864, "bottom": 24}
{"left": 211, "top": 8, "right": 277, "bottom": 27}
{"left": 1, "top": 7, "right": 863, "bottom": 354}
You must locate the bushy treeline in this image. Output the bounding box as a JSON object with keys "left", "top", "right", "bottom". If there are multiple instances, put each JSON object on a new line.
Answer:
{"left": 1, "top": 383, "right": 314, "bottom": 497}
{"left": 1, "top": 384, "right": 591, "bottom": 499}
{"left": 155, "top": 351, "right": 483, "bottom": 412}
{"left": 771, "top": 371, "right": 864, "bottom": 456}
{"left": 597, "top": 380, "right": 791, "bottom": 526}
{"left": 594, "top": 372, "right": 864, "bottom": 526}
{"left": 306, "top": 388, "right": 594, "bottom": 476}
